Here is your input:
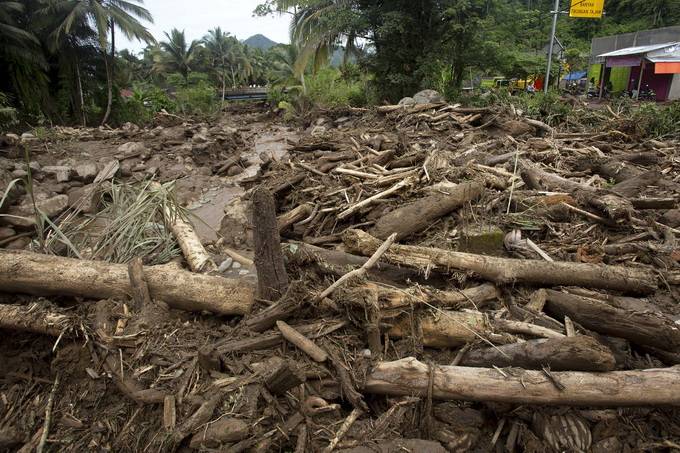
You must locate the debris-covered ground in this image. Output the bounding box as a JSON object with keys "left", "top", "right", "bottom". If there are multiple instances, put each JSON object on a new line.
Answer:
{"left": 1, "top": 98, "right": 680, "bottom": 452}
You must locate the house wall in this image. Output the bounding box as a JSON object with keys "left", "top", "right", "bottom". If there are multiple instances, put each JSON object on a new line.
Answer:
{"left": 590, "top": 26, "right": 680, "bottom": 64}
{"left": 587, "top": 64, "right": 631, "bottom": 93}
{"left": 669, "top": 74, "right": 680, "bottom": 100}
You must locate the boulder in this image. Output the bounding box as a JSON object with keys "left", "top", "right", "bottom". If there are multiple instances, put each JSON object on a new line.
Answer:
{"left": 413, "top": 89, "right": 444, "bottom": 104}
{"left": 398, "top": 96, "right": 416, "bottom": 106}
{"left": 43, "top": 165, "right": 73, "bottom": 183}
{"left": 74, "top": 163, "right": 99, "bottom": 183}
{"left": 2, "top": 194, "right": 68, "bottom": 228}
{"left": 117, "top": 142, "right": 147, "bottom": 156}
{"left": 67, "top": 185, "right": 100, "bottom": 214}
{"left": 0, "top": 226, "right": 16, "bottom": 241}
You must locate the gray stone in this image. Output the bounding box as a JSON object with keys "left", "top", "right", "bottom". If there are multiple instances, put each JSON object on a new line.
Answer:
{"left": 3, "top": 194, "right": 68, "bottom": 228}
{"left": 5, "top": 236, "right": 31, "bottom": 250}
{"left": 67, "top": 185, "right": 100, "bottom": 214}
{"left": 226, "top": 165, "right": 243, "bottom": 177}
{"left": 661, "top": 209, "right": 680, "bottom": 228}
{"left": 75, "top": 163, "right": 99, "bottom": 182}
{"left": 5, "top": 133, "right": 20, "bottom": 144}
{"left": 117, "top": 142, "right": 147, "bottom": 156}
{"left": 20, "top": 132, "right": 35, "bottom": 140}
{"left": 217, "top": 257, "right": 233, "bottom": 272}
{"left": 43, "top": 165, "right": 73, "bottom": 183}
{"left": 413, "top": 89, "right": 444, "bottom": 104}
{"left": 192, "top": 134, "right": 209, "bottom": 144}
{"left": 0, "top": 226, "right": 16, "bottom": 240}
{"left": 232, "top": 261, "right": 242, "bottom": 269}
{"left": 11, "top": 169, "right": 27, "bottom": 179}
{"left": 238, "top": 269, "right": 249, "bottom": 276}
{"left": 398, "top": 96, "right": 416, "bottom": 106}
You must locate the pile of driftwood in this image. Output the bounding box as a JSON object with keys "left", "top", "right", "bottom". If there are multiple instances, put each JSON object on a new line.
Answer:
{"left": 1, "top": 100, "right": 680, "bottom": 452}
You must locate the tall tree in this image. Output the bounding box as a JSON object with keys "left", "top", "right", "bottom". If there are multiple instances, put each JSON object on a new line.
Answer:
{"left": 47, "top": 0, "right": 154, "bottom": 125}
{"left": 155, "top": 28, "right": 201, "bottom": 81}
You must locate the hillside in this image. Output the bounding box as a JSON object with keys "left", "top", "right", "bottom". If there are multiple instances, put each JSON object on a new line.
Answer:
{"left": 243, "top": 34, "right": 278, "bottom": 50}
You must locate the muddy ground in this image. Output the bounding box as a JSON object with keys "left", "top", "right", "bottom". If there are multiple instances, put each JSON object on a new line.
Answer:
{"left": 1, "top": 100, "right": 680, "bottom": 452}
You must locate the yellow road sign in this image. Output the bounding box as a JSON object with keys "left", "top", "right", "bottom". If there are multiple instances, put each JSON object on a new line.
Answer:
{"left": 569, "top": 0, "right": 604, "bottom": 18}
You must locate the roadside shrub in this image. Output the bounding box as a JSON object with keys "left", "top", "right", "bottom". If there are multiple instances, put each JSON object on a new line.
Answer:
{"left": 306, "top": 67, "right": 367, "bottom": 107}
{"left": 175, "top": 81, "right": 218, "bottom": 116}
{"left": 0, "top": 92, "right": 18, "bottom": 131}
{"left": 631, "top": 101, "right": 680, "bottom": 138}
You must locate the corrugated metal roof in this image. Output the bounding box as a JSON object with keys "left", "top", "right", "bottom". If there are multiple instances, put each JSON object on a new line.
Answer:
{"left": 598, "top": 42, "right": 678, "bottom": 57}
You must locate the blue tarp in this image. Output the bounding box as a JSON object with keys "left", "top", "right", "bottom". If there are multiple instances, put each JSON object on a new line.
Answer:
{"left": 563, "top": 71, "right": 587, "bottom": 81}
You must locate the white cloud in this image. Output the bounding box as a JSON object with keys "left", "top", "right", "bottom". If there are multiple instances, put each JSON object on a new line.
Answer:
{"left": 118, "top": 0, "right": 290, "bottom": 52}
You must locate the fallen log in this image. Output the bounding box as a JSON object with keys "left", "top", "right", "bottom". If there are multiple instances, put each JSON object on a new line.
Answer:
{"left": 371, "top": 180, "right": 484, "bottom": 240}
{"left": 343, "top": 229, "right": 657, "bottom": 294}
{"left": 629, "top": 197, "right": 676, "bottom": 210}
{"left": 460, "top": 336, "right": 616, "bottom": 371}
{"left": 544, "top": 289, "right": 680, "bottom": 351}
{"left": 278, "top": 203, "right": 313, "bottom": 232}
{"left": 0, "top": 250, "right": 253, "bottom": 316}
{"left": 388, "top": 310, "right": 504, "bottom": 348}
{"left": 0, "top": 303, "right": 72, "bottom": 336}
{"left": 611, "top": 170, "right": 661, "bottom": 197}
{"left": 355, "top": 282, "right": 499, "bottom": 310}
{"left": 284, "top": 242, "right": 439, "bottom": 286}
{"left": 520, "top": 161, "right": 633, "bottom": 221}
{"left": 364, "top": 357, "right": 680, "bottom": 406}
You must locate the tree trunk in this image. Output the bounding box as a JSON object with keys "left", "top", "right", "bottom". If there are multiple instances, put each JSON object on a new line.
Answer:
{"left": 371, "top": 180, "right": 483, "bottom": 240}
{"left": 343, "top": 229, "right": 657, "bottom": 294}
{"left": 364, "top": 357, "right": 680, "bottom": 406}
{"left": 0, "top": 250, "right": 253, "bottom": 316}
{"left": 460, "top": 336, "right": 616, "bottom": 371}
{"left": 253, "top": 187, "right": 289, "bottom": 302}
{"left": 75, "top": 61, "right": 86, "bottom": 127}
{"left": 101, "top": 21, "right": 114, "bottom": 126}
{"left": 544, "top": 289, "right": 680, "bottom": 351}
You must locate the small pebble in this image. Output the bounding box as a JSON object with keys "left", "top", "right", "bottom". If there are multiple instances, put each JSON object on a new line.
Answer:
{"left": 217, "top": 257, "right": 233, "bottom": 272}
{"left": 238, "top": 270, "right": 249, "bottom": 276}
{"left": 232, "top": 261, "right": 242, "bottom": 269}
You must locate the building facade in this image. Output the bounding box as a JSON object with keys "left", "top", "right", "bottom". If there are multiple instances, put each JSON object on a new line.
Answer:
{"left": 588, "top": 26, "right": 680, "bottom": 101}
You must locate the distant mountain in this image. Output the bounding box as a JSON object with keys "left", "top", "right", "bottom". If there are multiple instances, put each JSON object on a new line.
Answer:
{"left": 243, "top": 34, "right": 278, "bottom": 50}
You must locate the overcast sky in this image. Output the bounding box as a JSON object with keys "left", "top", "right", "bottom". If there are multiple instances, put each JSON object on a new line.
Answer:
{"left": 118, "top": 0, "right": 290, "bottom": 52}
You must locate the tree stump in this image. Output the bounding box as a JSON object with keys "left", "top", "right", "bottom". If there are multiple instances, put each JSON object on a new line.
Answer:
{"left": 253, "top": 187, "right": 289, "bottom": 302}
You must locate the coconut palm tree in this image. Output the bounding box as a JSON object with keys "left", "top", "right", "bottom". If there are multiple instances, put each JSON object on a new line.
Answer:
{"left": 0, "top": 1, "right": 47, "bottom": 109}
{"left": 155, "top": 28, "right": 201, "bottom": 81}
{"left": 270, "top": 0, "right": 358, "bottom": 78}
{"left": 46, "top": 0, "right": 154, "bottom": 125}
{"left": 269, "top": 44, "right": 305, "bottom": 93}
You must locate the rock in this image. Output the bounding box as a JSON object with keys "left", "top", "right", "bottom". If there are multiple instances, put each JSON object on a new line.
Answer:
{"left": 5, "top": 236, "right": 31, "bottom": 250}
{"left": 335, "top": 116, "right": 351, "bottom": 125}
{"left": 67, "top": 185, "right": 100, "bottom": 214}
{"left": 94, "top": 160, "right": 120, "bottom": 182}
{"left": 592, "top": 436, "right": 622, "bottom": 453}
{"left": 2, "top": 194, "right": 68, "bottom": 228}
{"left": 151, "top": 126, "right": 163, "bottom": 136}
{"left": 74, "top": 163, "right": 99, "bottom": 183}
{"left": 217, "top": 257, "right": 234, "bottom": 272}
{"left": 433, "top": 404, "right": 485, "bottom": 429}
{"left": 337, "top": 439, "right": 447, "bottom": 453}
{"left": 311, "top": 125, "right": 327, "bottom": 137}
{"left": 5, "top": 133, "right": 20, "bottom": 145}
{"left": 188, "top": 418, "right": 249, "bottom": 449}
{"left": 661, "top": 209, "right": 680, "bottom": 228}
{"left": 398, "top": 96, "right": 416, "bottom": 106}
{"left": 458, "top": 224, "right": 505, "bottom": 256}
{"left": 43, "top": 165, "right": 73, "bottom": 183}
{"left": 11, "top": 169, "right": 27, "bottom": 179}
{"left": 413, "top": 89, "right": 444, "bottom": 104}
{"left": 226, "top": 165, "right": 243, "bottom": 177}
{"left": 117, "top": 142, "right": 147, "bottom": 156}
{"left": 15, "top": 161, "right": 41, "bottom": 173}
{"left": 238, "top": 269, "right": 249, "bottom": 276}
{"left": 232, "top": 261, "right": 242, "bottom": 270}
{"left": 131, "top": 163, "right": 146, "bottom": 172}
{"left": 196, "top": 166, "right": 212, "bottom": 176}
{"left": 0, "top": 226, "right": 16, "bottom": 241}
{"left": 145, "top": 166, "right": 158, "bottom": 176}
{"left": 315, "top": 117, "right": 330, "bottom": 126}
{"left": 20, "top": 132, "right": 35, "bottom": 140}
{"left": 192, "top": 134, "right": 209, "bottom": 144}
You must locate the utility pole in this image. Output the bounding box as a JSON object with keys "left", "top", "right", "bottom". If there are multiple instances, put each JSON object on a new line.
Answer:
{"left": 544, "top": 0, "right": 560, "bottom": 93}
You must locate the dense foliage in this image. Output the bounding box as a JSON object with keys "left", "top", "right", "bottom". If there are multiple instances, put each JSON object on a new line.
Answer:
{"left": 258, "top": 0, "right": 680, "bottom": 101}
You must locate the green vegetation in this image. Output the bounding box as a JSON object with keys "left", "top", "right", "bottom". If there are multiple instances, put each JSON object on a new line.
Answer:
{"left": 0, "top": 0, "right": 678, "bottom": 129}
